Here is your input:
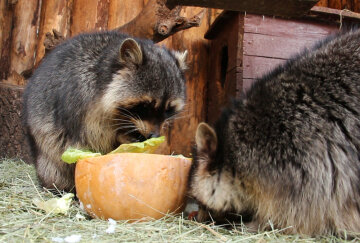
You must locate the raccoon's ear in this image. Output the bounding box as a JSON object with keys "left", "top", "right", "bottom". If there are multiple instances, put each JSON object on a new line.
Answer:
{"left": 172, "top": 50, "right": 188, "bottom": 71}
{"left": 196, "top": 122, "right": 217, "bottom": 154}
{"left": 119, "top": 38, "right": 143, "bottom": 66}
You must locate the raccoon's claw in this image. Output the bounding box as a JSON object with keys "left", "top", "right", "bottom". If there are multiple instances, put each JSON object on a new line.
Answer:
{"left": 188, "top": 211, "right": 198, "bottom": 220}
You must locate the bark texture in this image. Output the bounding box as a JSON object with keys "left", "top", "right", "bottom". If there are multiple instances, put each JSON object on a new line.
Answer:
{"left": 0, "top": 83, "right": 31, "bottom": 162}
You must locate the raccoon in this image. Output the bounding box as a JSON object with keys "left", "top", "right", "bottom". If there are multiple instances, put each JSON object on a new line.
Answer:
{"left": 23, "top": 31, "right": 187, "bottom": 192}
{"left": 188, "top": 29, "right": 360, "bottom": 236}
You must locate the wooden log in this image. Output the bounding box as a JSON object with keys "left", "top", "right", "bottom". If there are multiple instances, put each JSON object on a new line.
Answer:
{"left": 156, "top": 7, "right": 214, "bottom": 156}
{"left": 166, "top": 0, "right": 319, "bottom": 17}
{"left": 35, "top": 0, "right": 73, "bottom": 65}
{"left": 0, "top": 0, "right": 14, "bottom": 81}
{"left": 317, "top": 0, "right": 360, "bottom": 12}
{"left": 7, "top": 0, "right": 41, "bottom": 85}
{"left": 44, "top": 0, "right": 205, "bottom": 54}
{"left": 115, "top": 0, "right": 205, "bottom": 43}
{"left": 71, "top": 0, "right": 110, "bottom": 35}
{"left": 0, "top": 83, "right": 32, "bottom": 162}
{"left": 316, "top": 0, "right": 329, "bottom": 7}
{"left": 108, "top": 0, "right": 144, "bottom": 29}
{"left": 355, "top": 0, "right": 360, "bottom": 13}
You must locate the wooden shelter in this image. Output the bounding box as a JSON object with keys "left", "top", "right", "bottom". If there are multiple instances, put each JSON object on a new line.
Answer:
{"left": 205, "top": 8, "right": 360, "bottom": 124}
{"left": 0, "top": 0, "right": 360, "bottom": 161}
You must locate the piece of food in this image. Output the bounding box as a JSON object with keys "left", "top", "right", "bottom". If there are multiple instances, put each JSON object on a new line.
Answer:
{"left": 61, "top": 136, "right": 165, "bottom": 164}
{"left": 61, "top": 149, "right": 101, "bottom": 164}
{"left": 33, "top": 193, "right": 74, "bottom": 215}
{"left": 75, "top": 153, "right": 192, "bottom": 221}
{"left": 109, "top": 136, "right": 165, "bottom": 154}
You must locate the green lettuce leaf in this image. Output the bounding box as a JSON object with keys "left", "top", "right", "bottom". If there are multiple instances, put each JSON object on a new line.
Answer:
{"left": 33, "top": 193, "right": 74, "bottom": 215}
{"left": 109, "top": 136, "right": 165, "bottom": 154}
{"left": 61, "top": 148, "right": 101, "bottom": 164}
{"left": 61, "top": 136, "right": 165, "bottom": 164}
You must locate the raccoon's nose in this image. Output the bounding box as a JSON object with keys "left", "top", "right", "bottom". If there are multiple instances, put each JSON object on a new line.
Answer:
{"left": 146, "top": 132, "right": 160, "bottom": 139}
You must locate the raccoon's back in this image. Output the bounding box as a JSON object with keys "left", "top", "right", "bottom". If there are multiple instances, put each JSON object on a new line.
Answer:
{"left": 23, "top": 32, "right": 130, "bottom": 140}
{"left": 243, "top": 29, "right": 360, "bottom": 143}
{"left": 229, "top": 29, "right": 360, "bottom": 184}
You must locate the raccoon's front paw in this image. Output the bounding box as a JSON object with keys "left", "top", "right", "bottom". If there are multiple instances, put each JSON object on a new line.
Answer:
{"left": 195, "top": 207, "right": 211, "bottom": 222}
{"left": 244, "top": 220, "right": 261, "bottom": 233}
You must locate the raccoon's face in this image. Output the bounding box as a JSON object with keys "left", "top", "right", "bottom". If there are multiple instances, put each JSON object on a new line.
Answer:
{"left": 188, "top": 123, "right": 221, "bottom": 209}
{"left": 188, "top": 123, "right": 251, "bottom": 220}
{"left": 101, "top": 37, "right": 187, "bottom": 144}
{"left": 114, "top": 96, "right": 185, "bottom": 144}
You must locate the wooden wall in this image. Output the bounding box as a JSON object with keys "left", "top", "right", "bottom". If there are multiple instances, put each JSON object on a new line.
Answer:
{"left": 316, "top": 0, "right": 360, "bottom": 12}
{"left": 0, "top": 0, "right": 221, "bottom": 160}
{"left": 1, "top": 0, "right": 359, "bottom": 160}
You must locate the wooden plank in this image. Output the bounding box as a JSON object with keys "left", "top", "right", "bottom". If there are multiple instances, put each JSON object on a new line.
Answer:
{"left": 242, "top": 55, "right": 286, "bottom": 79}
{"left": 244, "top": 14, "right": 337, "bottom": 38}
{"left": 158, "top": 7, "right": 215, "bottom": 156}
{"left": 309, "top": 6, "right": 360, "bottom": 22}
{"left": 108, "top": 0, "right": 144, "bottom": 29}
{"left": 35, "top": 0, "right": 73, "bottom": 65}
{"left": 242, "top": 32, "right": 329, "bottom": 60}
{"left": 0, "top": 1, "right": 14, "bottom": 81}
{"left": 71, "top": 0, "right": 110, "bottom": 35}
{"left": 326, "top": 0, "right": 359, "bottom": 11}
{"left": 241, "top": 13, "right": 339, "bottom": 79}
{"left": 316, "top": 0, "right": 329, "bottom": 7}
{"left": 8, "top": 0, "right": 41, "bottom": 86}
{"left": 329, "top": 0, "right": 342, "bottom": 9}
{"left": 166, "top": 0, "right": 319, "bottom": 17}
{"left": 205, "top": 11, "right": 240, "bottom": 39}
{"left": 206, "top": 14, "right": 243, "bottom": 124}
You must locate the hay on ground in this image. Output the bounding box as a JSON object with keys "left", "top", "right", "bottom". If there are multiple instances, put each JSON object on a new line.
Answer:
{"left": 0, "top": 159, "right": 357, "bottom": 242}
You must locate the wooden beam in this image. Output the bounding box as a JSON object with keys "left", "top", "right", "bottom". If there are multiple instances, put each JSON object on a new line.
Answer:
{"left": 309, "top": 6, "right": 360, "bottom": 23}
{"left": 166, "top": 0, "right": 320, "bottom": 17}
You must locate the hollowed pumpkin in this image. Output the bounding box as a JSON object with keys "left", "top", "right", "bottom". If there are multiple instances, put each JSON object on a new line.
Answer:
{"left": 75, "top": 153, "right": 192, "bottom": 221}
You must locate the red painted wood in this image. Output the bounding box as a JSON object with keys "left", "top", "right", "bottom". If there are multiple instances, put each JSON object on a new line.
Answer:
{"left": 244, "top": 14, "right": 338, "bottom": 38}
{"left": 242, "top": 55, "right": 286, "bottom": 79}
{"left": 243, "top": 32, "right": 317, "bottom": 59}
{"left": 241, "top": 14, "right": 339, "bottom": 81}
{"left": 242, "top": 78, "right": 256, "bottom": 93}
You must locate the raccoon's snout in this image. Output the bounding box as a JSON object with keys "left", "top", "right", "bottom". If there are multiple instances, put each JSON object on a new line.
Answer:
{"left": 146, "top": 131, "right": 160, "bottom": 139}
{"left": 116, "top": 127, "right": 160, "bottom": 144}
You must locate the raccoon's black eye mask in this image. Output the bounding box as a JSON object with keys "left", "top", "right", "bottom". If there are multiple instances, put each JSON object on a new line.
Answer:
{"left": 126, "top": 101, "right": 178, "bottom": 121}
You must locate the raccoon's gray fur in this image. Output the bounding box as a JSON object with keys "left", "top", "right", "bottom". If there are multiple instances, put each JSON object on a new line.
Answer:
{"left": 188, "top": 29, "right": 360, "bottom": 236}
{"left": 23, "top": 31, "right": 187, "bottom": 192}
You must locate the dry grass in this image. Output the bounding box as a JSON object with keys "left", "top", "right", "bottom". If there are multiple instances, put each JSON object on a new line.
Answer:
{"left": 0, "top": 159, "right": 358, "bottom": 243}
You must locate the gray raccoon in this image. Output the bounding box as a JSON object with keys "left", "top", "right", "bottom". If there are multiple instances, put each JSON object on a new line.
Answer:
{"left": 23, "top": 31, "right": 187, "bottom": 192}
{"left": 188, "top": 29, "right": 360, "bottom": 236}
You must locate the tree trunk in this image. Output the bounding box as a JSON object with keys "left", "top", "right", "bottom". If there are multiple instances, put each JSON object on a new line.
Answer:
{"left": 0, "top": 0, "right": 14, "bottom": 81}
{"left": 108, "top": 0, "right": 145, "bottom": 29}
{"left": 317, "top": 0, "right": 360, "bottom": 12}
{"left": 35, "top": 0, "right": 73, "bottom": 66}
{"left": 71, "top": 0, "right": 110, "bottom": 35}
{"left": 8, "top": 0, "right": 41, "bottom": 86}
{"left": 156, "top": 7, "right": 212, "bottom": 156}
{"left": 0, "top": 83, "right": 31, "bottom": 162}
{"left": 44, "top": 0, "right": 204, "bottom": 51}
